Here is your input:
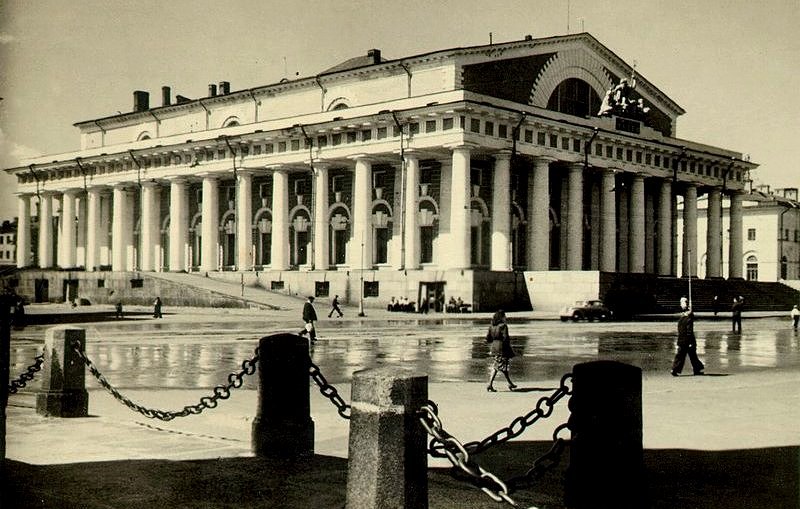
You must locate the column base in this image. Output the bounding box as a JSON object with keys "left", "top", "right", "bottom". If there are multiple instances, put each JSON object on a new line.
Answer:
{"left": 251, "top": 418, "right": 314, "bottom": 458}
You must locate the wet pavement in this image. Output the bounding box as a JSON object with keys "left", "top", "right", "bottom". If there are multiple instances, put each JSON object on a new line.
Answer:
{"left": 9, "top": 314, "right": 800, "bottom": 389}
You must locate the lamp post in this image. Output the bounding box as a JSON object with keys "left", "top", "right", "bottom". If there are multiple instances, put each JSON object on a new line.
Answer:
{"left": 358, "top": 233, "right": 366, "bottom": 317}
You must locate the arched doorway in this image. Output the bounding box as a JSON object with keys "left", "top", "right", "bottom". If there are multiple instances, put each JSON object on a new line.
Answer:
{"left": 220, "top": 211, "right": 236, "bottom": 269}
{"left": 372, "top": 202, "right": 393, "bottom": 264}
{"left": 253, "top": 209, "right": 272, "bottom": 269}
{"left": 289, "top": 207, "right": 311, "bottom": 267}
{"left": 329, "top": 205, "right": 350, "bottom": 266}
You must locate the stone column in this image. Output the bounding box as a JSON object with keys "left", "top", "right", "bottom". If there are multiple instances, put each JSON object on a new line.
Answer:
{"left": 38, "top": 193, "right": 53, "bottom": 268}
{"left": 98, "top": 192, "right": 111, "bottom": 267}
{"left": 491, "top": 151, "right": 512, "bottom": 271}
{"left": 567, "top": 163, "right": 584, "bottom": 271}
{"left": 345, "top": 367, "right": 428, "bottom": 509}
{"left": 15, "top": 195, "right": 31, "bottom": 268}
{"left": 237, "top": 171, "right": 254, "bottom": 271}
{"left": 729, "top": 192, "right": 744, "bottom": 278}
{"left": 682, "top": 184, "right": 698, "bottom": 278}
{"left": 313, "top": 164, "right": 329, "bottom": 270}
{"left": 706, "top": 187, "right": 722, "bottom": 278}
{"left": 657, "top": 179, "right": 672, "bottom": 276}
{"left": 111, "top": 185, "right": 131, "bottom": 272}
{"left": 60, "top": 190, "right": 77, "bottom": 268}
{"left": 528, "top": 157, "right": 552, "bottom": 271}
{"left": 200, "top": 175, "right": 219, "bottom": 273}
{"left": 140, "top": 182, "right": 160, "bottom": 271}
{"left": 86, "top": 188, "right": 101, "bottom": 271}
{"left": 600, "top": 169, "right": 617, "bottom": 272}
{"left": 351, "top": 156, "right": 373, "bottom": 269}
{"left": 446, "top": 146, "right": 471, "bottom": 270}
{"left": 169, "top": 178, "right": 189, "bottom": 272}
{"left": 76, "top": 193, "right": 87, "bottom": 268}
{"left": 628, "top": 174, "right": 645, "bottom": 273}
{"left": 271, "top": 169, "right": 289, "bottom": 270}
{"left": 403, "top": 154, "right": 420, "bottom": 270}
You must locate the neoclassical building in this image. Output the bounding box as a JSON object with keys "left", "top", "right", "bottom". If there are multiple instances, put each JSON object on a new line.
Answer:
{"left": 5, "top": 33, "right": 758, "bottom": 311}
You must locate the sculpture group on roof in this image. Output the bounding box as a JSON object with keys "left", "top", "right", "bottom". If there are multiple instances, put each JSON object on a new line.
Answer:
{"left": 598, "top": 72, "right": 651, "bottom": 119}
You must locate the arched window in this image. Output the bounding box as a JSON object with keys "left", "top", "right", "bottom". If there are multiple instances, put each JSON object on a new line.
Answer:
{"left": 746, "top": 255, "right": 758, "bottom": 281}
{"left": 329, "top": 206, "right": 350, "bottom": 266}
{"left": 547, "top": 78, "right": 602, "bottom": 118}
{"left": 222, "top": 117, "right": 240, "bottom": 128}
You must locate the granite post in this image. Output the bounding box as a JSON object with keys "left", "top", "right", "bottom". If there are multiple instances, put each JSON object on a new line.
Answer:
{"left": 252, "top": 333, "right": 314, "bottom": 458}
{"left": 345, "top": 367, "right": 428, "bottom": 509}
{"left": 36, "top": 327, "right": 89, "bottom": 418}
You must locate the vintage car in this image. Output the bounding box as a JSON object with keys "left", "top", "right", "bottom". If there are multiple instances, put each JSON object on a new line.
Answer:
{"left": 559, "top": 300, "right": 613, "bottom": 322}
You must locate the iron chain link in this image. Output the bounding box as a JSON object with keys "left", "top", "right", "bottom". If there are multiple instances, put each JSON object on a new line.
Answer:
{"left": 7, "top": 352, "right": 45, "bottom": 394}
{"left": 429, "top": 373, "right": 573, "bottom": 458}
{"left": 506, "top": 422, "right": 571, "bottom": 491}
{"left": 72, "top": 340, "right": 259, "bottom": 421}
{"left": 308, "top": 358, "right": 351, "bottom": 419}
{"left": 419, "top": 402, "right": 537, "bottom": 509}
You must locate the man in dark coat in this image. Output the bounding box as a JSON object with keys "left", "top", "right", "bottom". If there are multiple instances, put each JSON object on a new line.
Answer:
{"left": 300, "top": 296, "right": 318, "bottom": 343}
{"left": 731, "top": 296, "right": 743, "bottom": 333}
{"left": 671, "top": 300, "right": 704, "bottom": 376}
{"left": 328, "top": 294, "right": 343, "bottom": 318}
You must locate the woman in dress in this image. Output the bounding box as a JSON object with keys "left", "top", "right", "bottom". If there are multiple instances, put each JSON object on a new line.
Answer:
{"left": 486, "top": 309, "right": 517, "bottom": 392}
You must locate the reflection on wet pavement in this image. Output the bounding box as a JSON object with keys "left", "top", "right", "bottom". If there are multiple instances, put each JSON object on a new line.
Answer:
{"left": 9, "top": 318, "right": 800, "bottom": 390}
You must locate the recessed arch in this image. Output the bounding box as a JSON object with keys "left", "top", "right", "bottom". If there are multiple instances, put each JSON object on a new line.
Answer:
{"left": 137, "top": 131, "right": 152, "bottom": 141}
{"left": 326, "top": 97, "right": 351, "bottom": 111}
{"left": 221, "top": 116, "right": 240, "bottom": 128}
{"left": 530, "top": 49, "right": 612, "bottom": 109}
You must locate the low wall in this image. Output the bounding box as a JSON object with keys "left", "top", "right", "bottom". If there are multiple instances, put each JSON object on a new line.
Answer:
{"left": 524, "top": 271, "right": 601, "bottom": 313}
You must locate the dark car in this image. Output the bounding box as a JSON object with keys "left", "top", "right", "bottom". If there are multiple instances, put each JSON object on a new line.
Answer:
{"left": 559, "top": 300, "right": 612, "bottom": 322}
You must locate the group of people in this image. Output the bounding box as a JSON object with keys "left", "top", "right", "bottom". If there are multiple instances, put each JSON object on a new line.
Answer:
{"left": 446, "top": 297, "right": 471, "bottom": 313}
{"left": 387, "top": 297, "right": 416, "bottom": 313}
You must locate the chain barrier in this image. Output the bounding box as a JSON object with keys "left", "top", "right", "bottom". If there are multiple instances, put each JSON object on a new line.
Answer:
{"left": 308, "top": 357, "right": 351, "bottom": 419}
{"left": 505, "top": 422, "right": 571, "bottom": 492}
{"left": 429, "top": 373, "right": 573, "bottom": 458}
{"left": 72, "top": 340, "right": 259, "bottom": 421}
{"left": 8, "top": 352, "right": 45, "bottom": 394}
{"left": 419, "top": 401, "right": 535, "bottom": 509}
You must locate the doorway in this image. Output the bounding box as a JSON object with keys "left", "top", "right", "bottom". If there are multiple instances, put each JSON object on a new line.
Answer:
{"left": 418, "top": 282, "right": 445, "bottom": 313}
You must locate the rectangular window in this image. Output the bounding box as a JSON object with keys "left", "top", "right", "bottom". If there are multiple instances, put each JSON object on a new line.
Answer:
{"left": 747, "top": 228, "right": 756, "bottom": 241}
{"left": 253, "top": 145, "right": 262, "bottom": 156}
{"left": 98, "top": 279, "right": 105, "bottom": 288}
{"left": 635, "top": 151, "right": 642, "bottom": 163}
{"left": 606, "top": 145, "right": 613, "bottom": 158}
{"left": 426, "top": 120, "right": 436, "bottom": 133}
{"left": 442, "top": 118, "right": 454, "bottom": 130}
{"left": 364, "top": 281, "right": 379, "bottom": 298}
{"left": 616, "top": 148, "right": 623, "bottom": 160}
{"left": 361, "top": 129, "right": 372, "bottom": 141}
{"left": 346, "top": 132, "right": 357, "bottom": 144}
{"left": 291, "top": 139, "right": 300, "bottom": 151}
{"left": 317, "top": 135, "right": 328, "bottom": 148}
{"left": 654, "top": 155, "right": 661, "bottom": 167}
{"left": 265, "top": 143, "right": 274, "bottom": 154}
{"left": 218, "top": 149, "right": 227, "bottom": 159}
{"left": 595, "top": 143, "right": 602, "bottom": 156}
{"left": 130, "top": 278, "right": 144, "bottom": 289}
{"left": 645, "top": 153, "right": 651, "bottom": 165}
{"left": 484, "top": 121, "right": 494, "bottom": 136}
{"left": 315, "top": 281, "right": 330, "bottom": 298}
{"left": 626, "top": 149, "right": 633, "bottom": 162}
{"left": 377, "top": 127, "right": 387, "bottom": 139}
{"left": 549, "top": 134, "right": 558, "bottom": 148}
{"left": 573, "top": 139, "right": 581, "bottom": 152}
{"left": 270, "top": 280, "right": 285, "bottom": 290}
{"left": 561, "top": 137, "right": 569, "bottom": 150}
{"left": 498, "top": 124, "right": 507, "bottom": 138}
{"left": 470, "top": 119, "right": 481, "bottom": 133}
{"left": 459, "top": 115, "right": 466, "bottom": 128}
{"left": 785, "top": 229, "right": 790, "bottom": 241}
{"left": 277, "top": 141, "right": 287, "bottom": 152}
{"left": 332, "top": 134, "right": 342, "bottom": 146}
{"left": 409, "top": 123, "right": 419, "bottom": 135}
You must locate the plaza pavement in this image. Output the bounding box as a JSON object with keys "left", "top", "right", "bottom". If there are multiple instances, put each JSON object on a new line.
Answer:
{"left": 3, "top": 304, "right": 799, "bottom": 508}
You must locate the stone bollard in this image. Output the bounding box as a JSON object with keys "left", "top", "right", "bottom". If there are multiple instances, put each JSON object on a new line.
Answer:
{"left": 345, "top": 367, "right": 428, "bottom": 509}
{"left": 36, "top": 327, "right": 89, "bottom": 418}
{"left": 565, "top": 360, "right": 643, "bottom": 509}
{"left": 252, "top": 333, "right": 314, "bottom": 458}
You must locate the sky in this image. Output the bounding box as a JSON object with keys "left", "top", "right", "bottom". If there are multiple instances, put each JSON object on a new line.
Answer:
{"left": 0, "top": 0, "right": 798, "bottom": 221}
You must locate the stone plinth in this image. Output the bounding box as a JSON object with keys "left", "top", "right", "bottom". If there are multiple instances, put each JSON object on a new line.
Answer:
{"left": 36, "top": 327, "right": 89, "bottom": 418}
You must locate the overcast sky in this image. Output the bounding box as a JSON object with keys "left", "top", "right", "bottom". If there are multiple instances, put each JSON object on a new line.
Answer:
{"left": 1, "top": 0, "right": 798, "bottom": 221}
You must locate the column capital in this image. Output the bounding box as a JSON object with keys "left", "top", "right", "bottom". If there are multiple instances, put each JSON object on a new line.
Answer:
{"left": 347, "top": 153, "right": 375, "bottom": 163}
{"left": 532, "top": 155, "right": 557, "bottom": 167}
{"left": 197, "top": 172, "right": 219, "bottom": 180}
{"left": 568, "top": 161, "right": 585, "bottom": 172}
{"left": 493, "top": 150, "right": 513, "bottom": 161}
{"left": 140, "top": 180, "right": 160, "bottom": 188}
{"left": 443, "top": 141, "right": 479, "bottom": 152}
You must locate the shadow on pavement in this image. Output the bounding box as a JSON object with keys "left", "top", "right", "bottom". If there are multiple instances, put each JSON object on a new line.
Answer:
{"left": 3, "top": 442, "right": 797, "bottom": 508}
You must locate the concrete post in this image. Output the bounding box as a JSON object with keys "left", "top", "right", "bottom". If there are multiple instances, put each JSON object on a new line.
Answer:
{"left": 345, "top": 367, "right": 428, "bottom": 509}
{"left": 565, "top": 361, "right": 643, "bottom": 509}
{"left": 36, "top": 327, "right": 89, "bottom": 418}
{"left": 252, "top": 333, "right": 314, "bottom": 458}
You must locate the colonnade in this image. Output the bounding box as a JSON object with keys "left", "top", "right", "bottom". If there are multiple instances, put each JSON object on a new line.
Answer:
{"left": 14, "top": 147, "right": 746, "bottom": 280}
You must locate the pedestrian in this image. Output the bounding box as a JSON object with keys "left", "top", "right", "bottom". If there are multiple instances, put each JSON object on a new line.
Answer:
{"left": 486, "top": 309, "right": 518, "bottom": 392}
{"left": 13, "top": 298, "right": 25, "bottom": 328}
{"left": 731, "top": 297, "right": 743, "bottom": 333}
{"left": 328, "top": 294, "right": 343, "bottom": 318}
{"left": 671, "top": 299, "right": 704, "bottom": 376}
{"left": 712, "top": 295, "right": 719, "bottom": 316}
{"left": 299, "top": 296, "right": 318, "bottom": 343}
{"left": 153, "top": 296, "right": 163, "bottom": 318}
{"left": 115, "top": 301, "right": 123, "bottom": 319}
{"left": 791, "top": 304, "right": 800, "bottom": 330}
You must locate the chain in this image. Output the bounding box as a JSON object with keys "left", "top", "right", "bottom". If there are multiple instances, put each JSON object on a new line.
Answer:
{"left": 505, "top": 422, "right": 571, "bottom": 491}
{"left": 8, "top": 352, "right": 45, "bottom": 394}
{"left": 308, "top": 358, "right": 351, "bottom": 419}
{"left": 72, "top": 340, "right": 259, "bottom": 421}
{"left": 429, "top": 373, "right": 572, "bottom": 458}
{"left": 419, "top": 402, "right": 538, "bottom": 509}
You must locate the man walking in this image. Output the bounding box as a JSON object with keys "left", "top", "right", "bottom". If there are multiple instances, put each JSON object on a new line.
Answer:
{"left": 731, "top": 297, "right": 743, "bottom": 333}
{"left": 328, "top": 294, "right": 343, "bottom": 318}
{"left": 671, "top": 299, "right": 704, "bottom": 376}
{"left": 299, "top": 296, "right": 318, "bottom": 343}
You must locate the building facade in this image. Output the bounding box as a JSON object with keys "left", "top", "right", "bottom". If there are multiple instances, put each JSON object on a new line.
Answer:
{"left": 0, "top": 221, "right": 16, "bottom": 267}
{"left": 4, "top": 33, "right": 758, "bottom": 310}
{"left": 685, "top": 187, "right": 800, "bottom": 282}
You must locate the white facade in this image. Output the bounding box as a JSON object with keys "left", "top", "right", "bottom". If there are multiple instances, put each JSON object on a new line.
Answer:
{"left": 4, "top": 33, "right": 758, "bottom": 309}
